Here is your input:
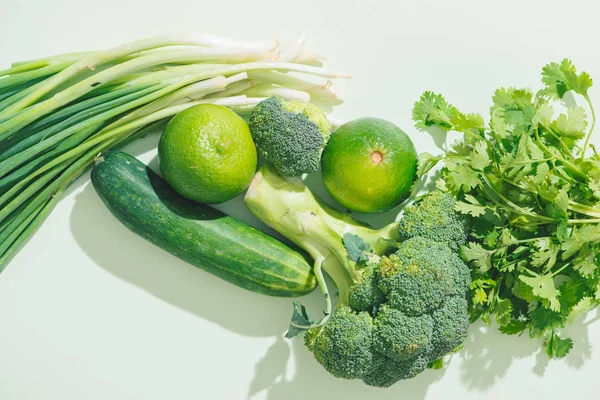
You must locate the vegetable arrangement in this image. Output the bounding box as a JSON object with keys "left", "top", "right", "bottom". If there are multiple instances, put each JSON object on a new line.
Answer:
{"left": 412, "top": 60, "right": 600, "bottom": 358}
{"left": 0, "top": 33, "right": 346, "bottom": 269}
{"left": 1, "top": 31, "right": 599, "bottom": 388}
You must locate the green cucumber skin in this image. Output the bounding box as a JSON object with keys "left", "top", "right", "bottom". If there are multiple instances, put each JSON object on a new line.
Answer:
{"left": 90, "top": 151, "right": 316, "bottom": 297}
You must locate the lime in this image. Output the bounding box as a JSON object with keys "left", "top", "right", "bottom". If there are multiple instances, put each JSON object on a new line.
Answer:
{"left": 158, "top": 104, "right": 257, "bottom": 204}
{"left": 321, "top": 118, "right": 417, "bottom": 213}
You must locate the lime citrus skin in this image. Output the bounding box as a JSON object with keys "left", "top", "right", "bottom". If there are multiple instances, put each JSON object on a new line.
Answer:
{"left": 158, "top": 104, "right": 257, "bottom": 204}
{"left": 321, "top": 118, "right": 417, "bottom": 213}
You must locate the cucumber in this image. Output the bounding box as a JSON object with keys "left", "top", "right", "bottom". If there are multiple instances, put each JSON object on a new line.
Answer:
{"left": 90, "top": 151, "right": 316, "bottom": 297}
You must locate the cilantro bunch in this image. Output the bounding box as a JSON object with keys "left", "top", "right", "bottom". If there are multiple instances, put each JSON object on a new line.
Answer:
{"left": 412, "top": 59, "right": 600, "bottom": 358}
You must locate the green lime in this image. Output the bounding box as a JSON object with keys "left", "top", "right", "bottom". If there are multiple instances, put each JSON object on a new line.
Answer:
{"left": 158, "top": 104, "right": 257, "bottom": 204}
{"left": 321, "top": 118, "right": 417, "bottom": 213}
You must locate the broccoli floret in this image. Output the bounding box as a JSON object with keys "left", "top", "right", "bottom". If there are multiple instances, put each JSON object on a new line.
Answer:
{"left": 372, "top": 304, "right": 433, "bottom": 361}
{"left": 398, "top": 191, "right": 470, "bottom": 251}
{"left": 244, "top": 165, "right": 472, "bottom": 388}
{"left": 378, "top": 237, "right": 469, "bottom": 315}
{"left": 348, "top": 264, "right": 385, "bottom": 312}
{"left": 305, "top": 306, "right": 373, "bottom": 380}
{"left": 429, "top": 296, "right": 470, "bottom": 360}
{"left": 362, "top": 354, "right": 429, "bottom": 388}
{"left": 248, "top": 96, "right": 332, "bottom": 177}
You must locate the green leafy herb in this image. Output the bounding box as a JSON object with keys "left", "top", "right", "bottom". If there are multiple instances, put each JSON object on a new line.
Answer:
{"left": 544, "top": 331, "right": 574, "bottom": 359}
{"left": 412, "top": 59, "right": 600, "bottom": 358}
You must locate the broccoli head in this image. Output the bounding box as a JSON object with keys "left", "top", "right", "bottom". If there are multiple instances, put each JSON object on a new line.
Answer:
{"left": 248, "top": 96, "right": 332, "bottom": 177}
{"left": 303, "top": 238, "right": 470, "bottom": 387}
{"left": 398, "top": 190, "right": 470, "bottom": 251}
{"left": 244, "top": 166, "right": 471, "bottom": 388}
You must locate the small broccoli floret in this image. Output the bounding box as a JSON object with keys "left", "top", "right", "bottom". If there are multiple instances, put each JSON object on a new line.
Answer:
{"left": 372, "top": 305, "right": 433, "bottom": 361}
{"left": 305, "top": 306, "right": 373, "bottom": 380}
{"left": 429, "top": 296, "right": 470, "bottom": 360}
{"left": 363, "top": 354, "right": 429, "bottom": 388}
{"left": 398, "top": 191, "right": 470, "bottom": 251}
{"left": 244, "top": 166, "right": 471, "bottom": 388}
{"left": 248, "top": 97, "right": 332, "bottom": 177}
{"left": 348, "top": 264, "right": 385, "bottom": 312}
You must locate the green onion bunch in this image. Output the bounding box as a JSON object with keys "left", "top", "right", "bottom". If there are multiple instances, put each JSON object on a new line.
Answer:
{"left": 0, "top": 32, "right": 348, "bottom": 270}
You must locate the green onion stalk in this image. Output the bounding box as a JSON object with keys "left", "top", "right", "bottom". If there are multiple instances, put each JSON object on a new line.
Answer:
{"left": 0, "top": 32, "right": 349, "bottom": 270}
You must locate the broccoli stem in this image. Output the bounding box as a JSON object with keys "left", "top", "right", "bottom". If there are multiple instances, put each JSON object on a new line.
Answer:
{"left": 244, "top": 165, "right": 400, "bottom": 328}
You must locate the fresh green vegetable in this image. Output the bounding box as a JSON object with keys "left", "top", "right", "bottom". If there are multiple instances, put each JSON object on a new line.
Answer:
{"left": 321, "top": 117, "right": 418, "bottom": 213}
{"left": 305, "top": 237, "right": 470, "bottom": 387}
{"left": 0, "top": 33, "right": 347, "bottom": 270}
{"left": 412, "top": 59, "right": 600, "bottom": 358}
{"left": 244, "top": 165, "right": 471, "bottom": 386}
{"left": 398, "top": 191, "right": 470, "bottom": 251}
{"left": 91, "top": 151, "right": 316, "bottom": 297}
{"left": 248, "top": 96, "right": 332, "bottom": 177}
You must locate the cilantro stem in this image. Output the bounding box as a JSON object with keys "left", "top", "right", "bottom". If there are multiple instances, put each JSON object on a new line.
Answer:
{"left": 498, "top": 176, "right": 600, "bottom": 218}
{"left": 513, "top": 237, "right": 550, "bottom": 244}
{"left": 547, "top": 127, "right": 580, "bottom": 156}
{"left": 482, "top": 174, "right": 557, "bottom": 223}
{"left": 568, "top": 218, "right": 600, "bottom": 224}
{"left": 567, "top": 201, "right": 600, "bottom": 218}
{"left": 591, "top": 144, "right": 600, "bottom": 160}
{"left": 580, "top": 94, "right": 596, "bottom": 161}
{"left": 534, "top": 129, "right": 588, "bottom": 182}
{"left": 550, "top": 263, "right": 570, "bottom": 277}
{"left": 462, "top": 128, "right": 494, "bottom": 148}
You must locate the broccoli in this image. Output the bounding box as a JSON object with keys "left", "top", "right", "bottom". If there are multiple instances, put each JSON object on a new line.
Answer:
{"left": 244, "top": 165, "right": 471, "bottom": 387}
{"left": 248, "top": 96, "right": 332, "bottom": 177}
{"left": 398, "top": 190, "right": 470, "bottom": 251}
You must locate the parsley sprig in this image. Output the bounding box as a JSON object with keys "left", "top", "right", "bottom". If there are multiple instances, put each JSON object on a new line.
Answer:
{"left": 413, "top": 59, "right": 600, "bottom": 358}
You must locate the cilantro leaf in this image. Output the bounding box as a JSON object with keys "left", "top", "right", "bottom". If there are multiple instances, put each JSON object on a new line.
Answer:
{"left": 551, "top": 107, "right": 588, "bottom": 139}
{"left": 498, "top": 319, "right": 527, "bottom": 335}
{"left": 519, "top": 271, "right": 561, "bottom": 312}
{"left": 451, "top": 112, "right": 485, "bottom": 135}
{"left": 417, "top": 152, "right": 442, "bottom": 179}
{"left": 573, "top": 253, "right": 597, "bottom": 277}
{"left": 534, "top": 102, "right": 554, "bottom": 127}
{"left": 541, "top": 59, "right": 593, "bottom": 99}
{"left": 529, "top": 306, "right": 565, "bottom": 338}
{"left": 455, "top": 194, "right": 489, "bottom": 218}
{"left": 544, "top": 331, "right": 574, "bottom": 359}
{"left": 446, "top": 164, "right": 479, "bottom": 192}
{"left": 531, "top": 246, "right": 558, "bottom": 270}
{"left": 566, "top": 297, "right": 595, "bottom": 324}
{"left": 412, "top": 91, "right": 457, "bottom": 131}
{"left": 493, "top": 298, "right": 513, "bottom": 326}
{"left": 472, "top": 288, "right": 488, "bottom": 305}
{"left": 461, "top": 242, "right": 493, "bottom": 273}
{"left": 469, "top": 141, "right": 491, "bottom": 171}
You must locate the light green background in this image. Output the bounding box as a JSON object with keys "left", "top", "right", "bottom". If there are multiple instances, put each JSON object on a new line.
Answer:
{"left": 1, "top": 0, "right": 599, "bottom": 399}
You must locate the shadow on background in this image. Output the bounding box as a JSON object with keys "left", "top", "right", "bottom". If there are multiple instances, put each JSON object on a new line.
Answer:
{"left": 460, "top": 319, "right": 593, "bottom": 391}
{"left": 248, "top": 337, "right": 445, "bottom": 400}
{"left": 247, "top": 317, "right": 596, "bottom": 400}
